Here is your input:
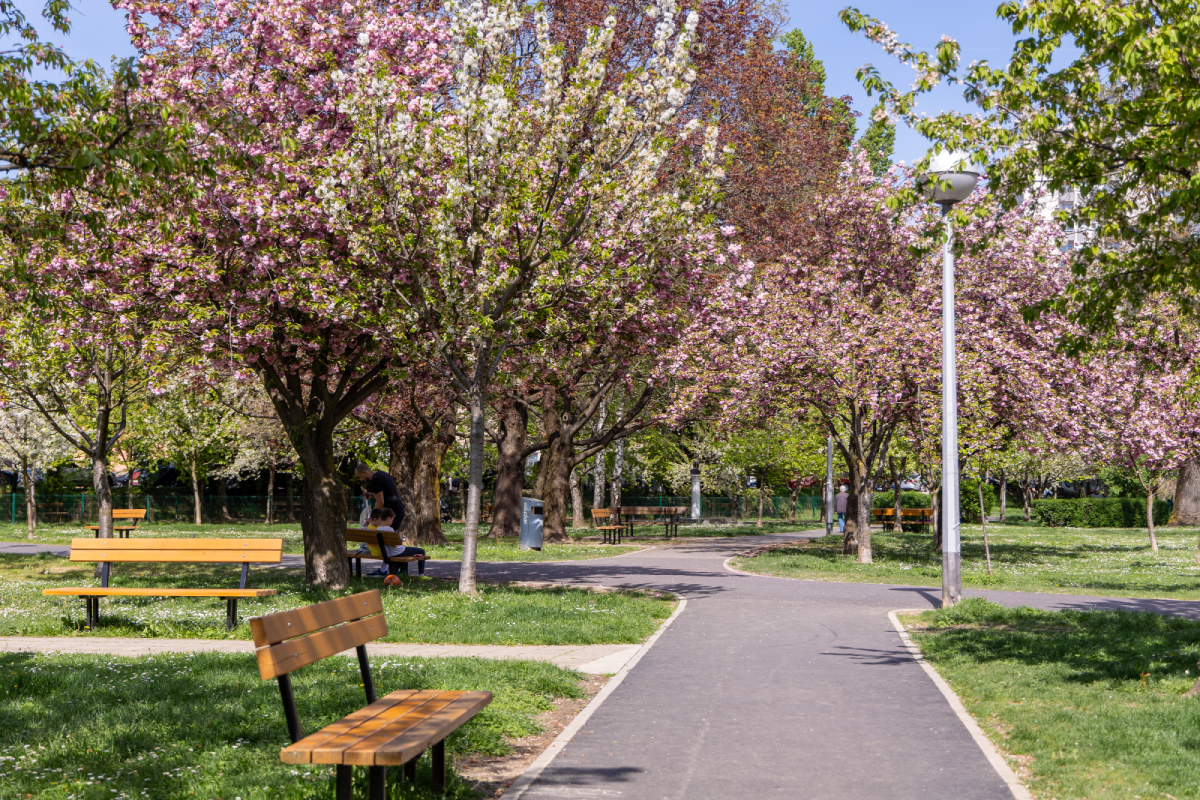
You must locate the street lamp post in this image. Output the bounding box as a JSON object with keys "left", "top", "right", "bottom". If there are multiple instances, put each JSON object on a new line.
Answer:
{"left": 921, "top": 151, "right": 981, "bottom": 609}
{"left": 824, "top": 437, "right": 834, "bottom": 538}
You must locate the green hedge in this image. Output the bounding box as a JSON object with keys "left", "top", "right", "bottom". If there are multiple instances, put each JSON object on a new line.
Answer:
{"left": 873, "top": 491, "right": 931, "bottom": 509}
{"left": 1031, "top": 498, "right": 1170, "bottom": 528}
{"left": 873, "top": 483, "right": 995, "bottom": 527}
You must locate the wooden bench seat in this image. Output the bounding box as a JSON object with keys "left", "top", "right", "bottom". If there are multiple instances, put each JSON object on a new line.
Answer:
{"left": 590, "top": 509, "right": 626, "bottom": 544}
{"left": 872, "top": 507, "right": 933, "bottom": 533}
{"left": 43, "top": 538, "right": 282, "bottom": 629}
{"left": 85, "top": 508, "right": 147, "bottom": 538}
{"left": 344, "top": 528, "right": 429, "bottom": 577}
{"left": 617, "top": 506, "right": 688, "bottom": 539}
{"left": 252, "top": 591, "right": 492, "bottom": 799}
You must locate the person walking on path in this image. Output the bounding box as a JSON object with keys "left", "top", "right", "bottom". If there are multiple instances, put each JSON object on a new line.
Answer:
{"left": 355, "top": 463, "right": 406, "bottom": 533}
{"left": 834, "top": 485, "right": 849, "bottom": 533}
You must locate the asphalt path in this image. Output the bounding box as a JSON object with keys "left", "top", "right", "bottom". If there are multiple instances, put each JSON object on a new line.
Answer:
{"left": 6, "top": 532, "right": 1200, "bottom": 799}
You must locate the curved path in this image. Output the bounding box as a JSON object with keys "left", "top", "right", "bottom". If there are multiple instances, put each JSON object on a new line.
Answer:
{"left": 6, "top": 532, "right": 1199, "bottom": 799}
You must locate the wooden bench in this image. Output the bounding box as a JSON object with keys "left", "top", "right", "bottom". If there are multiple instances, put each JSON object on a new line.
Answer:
{"left": 344, "top": 528, "right": 429, "bottom": 577}
{"left": 617, "top": 506, "right": 688, "bottom": 539}
{"left": 86, "top": 508, "right": 148, "bottom": 538}
{"left": 43, "top": 538, "right": 282, "bottom": 630}
{"left": 590, "top": 509, "right": 625, "bottom": 544}
{"left": 872, "top": 507, "right": 933, "bottom": 533}
{"left": 251, "top": 590, "right": 492, "bottom": 799}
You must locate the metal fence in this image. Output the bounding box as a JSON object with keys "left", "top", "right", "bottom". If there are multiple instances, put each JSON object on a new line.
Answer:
{"left": 616, "top": 495, "right": 822, "bottom": 521}
{"left": 2, "top": 493, "right": 303, "bottom": 525}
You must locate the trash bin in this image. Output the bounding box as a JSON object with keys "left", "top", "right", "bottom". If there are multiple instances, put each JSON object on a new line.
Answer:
{"left": 520, "top": 498, "right": 544, "bottom": 551}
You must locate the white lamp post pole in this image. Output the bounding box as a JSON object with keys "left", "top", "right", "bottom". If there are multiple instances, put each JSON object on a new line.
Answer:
{"left": 921, "top": 151, "right": 981, "bottom": 609}
{"left": 825, "top": 437, "right": 834, "bottom": 538}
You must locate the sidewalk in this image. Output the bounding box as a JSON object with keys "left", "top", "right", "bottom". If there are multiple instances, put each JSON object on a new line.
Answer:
{"left": 0, "top": 636, "right": 640, "bottom": 674}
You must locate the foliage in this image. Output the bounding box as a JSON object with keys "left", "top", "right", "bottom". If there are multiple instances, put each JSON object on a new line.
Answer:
{"left": 872, "top": 491, "right": 930, "bottom": 509}
{"left": 0, "top": 650, "right": 582, "bottom": 798}
{"left": 841, "top": 1, "right": 1200, "bottom": 331}
{"left": 857, "top": 102, "right": 895, "bottom": 176}
{"left": 1031, "top": 498, "right": 1171, "bottom": 529}
{"left": 959, "top": 478, "right": 995, "bottom": 524}
{"left": 908, "top": 600, "right": 1200, "bottom": 800}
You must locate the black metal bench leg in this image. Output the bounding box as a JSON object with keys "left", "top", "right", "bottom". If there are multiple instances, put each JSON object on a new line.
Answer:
{"left": 432, "top": 739, "right": 446, "bottom": 795}
{"left": 336, "top": 765, "right": 352, "bottom": 800}
{"left": 225, "top": 598, "right": 238, "bottom": 631}
{"left": 368, "top": 765, "right": 386, "bottom": 800}
{"left": 404, "top": 755, "right": 417, "bottom": 783}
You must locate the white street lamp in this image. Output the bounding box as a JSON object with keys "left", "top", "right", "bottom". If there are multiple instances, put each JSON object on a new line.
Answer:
{"left": 920, "top": 150, "right": 981, "bottom": 609}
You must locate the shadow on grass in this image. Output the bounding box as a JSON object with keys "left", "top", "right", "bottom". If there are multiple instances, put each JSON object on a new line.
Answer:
{"left": 913, "top": 598, "right": 1200, "bottom": 685}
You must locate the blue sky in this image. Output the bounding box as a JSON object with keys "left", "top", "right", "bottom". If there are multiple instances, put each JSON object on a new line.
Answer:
{"left": 42, "top": 0, "right": 1017, "bottom": 164}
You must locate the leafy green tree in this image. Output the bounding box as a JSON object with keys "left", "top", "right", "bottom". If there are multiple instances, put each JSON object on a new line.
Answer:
{"left": 858, "top": 102, "right": 895, "bottom": 176}
{"left": 842, "top": 0, "right": 1200, "bottom": 331}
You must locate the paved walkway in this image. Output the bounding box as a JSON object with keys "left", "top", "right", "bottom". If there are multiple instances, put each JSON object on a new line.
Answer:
{"left": 0, "top": 636, "right": 638, "bottom": 673}
{"left": 7, "top": 534, "right": 1200, "bottom": 798}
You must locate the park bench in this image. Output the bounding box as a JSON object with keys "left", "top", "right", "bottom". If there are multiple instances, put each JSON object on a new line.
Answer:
{"left": 872, "top": 507, "right": 933, "bottom": 533}
{"left": 85, "top": 508, "right": 147, "bottom": 538}
{"left": 590, "top": 508, "right": 625, "bottom": 544}
{"left": 43, "top": 538, "right": 282, "bottom": 630}
{"left": 344, "top": 528, "right": 428, "bottom": 578}
{"left": 616, "top": 506, "right": 688, "bottom": 539}
{"left": 251, "top": 590, "right": 492, "bottom": 799}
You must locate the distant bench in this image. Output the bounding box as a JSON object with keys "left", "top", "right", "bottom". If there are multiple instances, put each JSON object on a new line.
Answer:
{"left": 871, "top": 508, "right": 934, "bottom": 533}
{"left": 43, "top": 538, "right": 282, "bottom": 630}
{"left": 617, "top": 506, "right": 688, "bottom": 539}
{"left": 85, "top": 508, "right": 147, "bottom": 538}
{"left": 344, "top": 528, "right": 429, "bottom": 578}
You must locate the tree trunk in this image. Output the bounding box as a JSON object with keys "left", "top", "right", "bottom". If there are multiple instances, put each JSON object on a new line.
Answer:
{"left": 387, "top": 427, "right": 418, "bottom": 530}
{"left": 298, "top": 465, "right": 350, "bottom": 589}
{"left": 612, "top": 415, "right": 624, "bottom": 510}
{"left": 998, "top": 472, "right": 1007, "bottom": 523}
{"left": 539, "top": 386, "right": 574, "bottom": 543}
{"left": 1174, "top": 458, "right": 1200, "bottom": 525}
{"left": 93, "top": 450, "right": 114, "bottom": 539}
{"left": 789, "top": 485, "right": 798, "bottom": 524}
{"left": 592, "top": 405, "right": 607, "bottom": 512}
{"left": 980, "top": 473, "right": 992, "bottom": 575}
{"left": 570, "top": 466, "right": 585, "bottom": 529}
{"left": 1147, "top": 489, "right": 1159, "bottom": 553}
{"left": 930, "top": 479, "right": 942, "bottom": 550}
{"left": 1022, "top": 483, "right": 1032, "bottom": 521}
{"left": 488, "top": 401, "right": 527, "bottom": 539}
{"left": 890, "top": 456, "right": 906, "bottom": 533}
{"left": 266, "top": 465, "right": 276, "bottom": 525}
{"left": 756, "top": 475, "right": 765, "bottom": 528}
{"left": 285, "top": 472, "right": 296, "bottom": 522}
{"left": 22, "top": 456, "right": 35, "bottom": 539}
{"left": 216, "top": 477, "right": 230, "bottom": 521}
{"left": 191, "top": 455, "right": 203, "bottom": 525}
{"left": 412, "top": 405, "right": 454, "bottom": 546}
{"left": 461, "top": 387, "right": 486, "bottom": 595}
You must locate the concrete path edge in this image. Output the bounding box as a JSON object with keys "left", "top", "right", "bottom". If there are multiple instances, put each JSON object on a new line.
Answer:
{"left": 887, "top": 609, "right": 1033, "bottom": 800}
{"left": 503, "top": 596, "right": 690, "bottom": 799}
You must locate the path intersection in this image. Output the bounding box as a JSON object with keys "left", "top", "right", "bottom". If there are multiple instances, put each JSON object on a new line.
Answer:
{"left": 4, "top": 532, "right": 1198, "bottom": 799}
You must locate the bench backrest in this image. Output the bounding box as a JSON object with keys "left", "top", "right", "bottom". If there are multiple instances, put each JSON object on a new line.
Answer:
{"left": 344, "top": 527, "right": 404, "bottom": 548}
{"left": 69, "top": 538, "right": 284, "bottom": 564}
{"left": 591, "top": 509, "right": 612, "bottom": 521}
{"left": 618, "top": 506, "right": 682, "bottom": 516}
{"left": 110, "top": 509, "right": 147, "bottom": 521}
{"left": 901, "top": 508, "right": 933, "bottom": 517}
{"left": 250, "top": 590, "right": 387, "bottom": 742}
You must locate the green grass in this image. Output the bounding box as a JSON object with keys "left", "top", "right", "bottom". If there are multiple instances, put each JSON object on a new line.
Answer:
{"left": 0, "top": 521, "right": 642, "bottom": 561}
{"left": 903, "top": 599, "right": 1200, "bottom": 800}
{"left": 732, "top": 524, "right": 1200, "bottom": 600}
{"left": 672, "top": 520, "right": 820, "bottom": 537}
{"left": 0, "top": 649, "right": 583, "bottom": 799}
{"left": 0, "top": 554, "right": 675, "bottom": 644}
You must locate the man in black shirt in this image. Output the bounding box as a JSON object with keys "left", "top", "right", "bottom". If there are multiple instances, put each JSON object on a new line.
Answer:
{"left": 354, "top": 463, "right": 406, "bottom": 530}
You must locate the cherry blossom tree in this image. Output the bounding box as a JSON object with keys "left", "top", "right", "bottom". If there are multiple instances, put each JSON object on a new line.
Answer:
{"left": 324, "top": 0, "right": 724, "bottom": 592}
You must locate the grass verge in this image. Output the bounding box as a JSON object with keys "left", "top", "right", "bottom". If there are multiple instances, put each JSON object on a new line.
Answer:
{"left": 0, "top": 522, "right": 641, "bottom": 561}
{"left": 732, "top": 525, "right": 1200, "bottom": 600}
{"left": 0, "top": 553, "right": 675, "bottom": 643}
{"left": 0, "top": 650, "right": 583, "bottom": 799}
{"left": 903, "top": 598, "right": 1200, "bottom": 800}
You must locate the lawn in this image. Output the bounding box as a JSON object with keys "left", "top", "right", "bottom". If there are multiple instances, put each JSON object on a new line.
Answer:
{"left": 732, "top": 524, "right": 1200, "bottom": 600}
{"left": 0, "top": 553, "right": 676, "bottom": 644}
{"left": 0, "top": 521, "right": 642, "bottom": 561}
{"left": 673, "top": 520, "right": 821, "bottom": 537}
{"left": 0, "top": 649, "right": 584, "bottom": 799}
{"left": 902, "top": 599, "right": 1200, "bottom": 800}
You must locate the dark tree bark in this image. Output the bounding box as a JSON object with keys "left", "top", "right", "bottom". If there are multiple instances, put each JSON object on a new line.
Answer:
{"left": 411, "top": 405, "right": 455, "bottom": 546}
{"left": 489, "top": 400, "right": 529, "bottom": 538}
{"left": 284, "top": 472, "right": 296, "bottom": 521}
{"left": 216, "top": 478, "right": 231, "bottom": 522}
{"left": 1173, "top": 458, "right": 1200, "bottom": 525}
{"left": 387, "top": 428, "right": 419, "bottom": 540}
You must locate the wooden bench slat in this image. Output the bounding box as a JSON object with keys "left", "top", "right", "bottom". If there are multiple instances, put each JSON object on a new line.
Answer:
{"left": 43, "top": 588, "right": 277, "bottom": 598}
{"left": 69, "top": 538, "right": 278, "bottom": 551}
{"left": 345, "top": 529, "right": 404, "bottom": 546}
{"left": 255, "top": 615, "right": 388, "bottom": 680}
{"left": 70, "top": 550, "right": 283, "bottom": 564}
{"left": 367, "top": 692, "right": 493, "bottom": 766}
{"left": 280, "top": 690, "right": 424, "bottom": 764}
{"left": 251, "top": 590, "right": 384, "bottom": 647}
{"left": 345, "top": 554, "right": 427, "bottom": 562}
{"left": 312, "top": 691, "right": 457, "bottom": 765}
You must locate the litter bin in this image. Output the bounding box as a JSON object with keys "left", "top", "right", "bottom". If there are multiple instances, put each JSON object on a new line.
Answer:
{"left": 520, "top": 498, "right": 544, "bottom": 551}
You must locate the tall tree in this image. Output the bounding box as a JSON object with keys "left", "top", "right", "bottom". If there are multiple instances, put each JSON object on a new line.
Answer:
{"left": 0, "top": 405, "right": 72, "bottom": 537}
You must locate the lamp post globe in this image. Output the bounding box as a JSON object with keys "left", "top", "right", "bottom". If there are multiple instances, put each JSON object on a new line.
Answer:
{"left": 923, "top": 150, "right": 980, "bottom": 608}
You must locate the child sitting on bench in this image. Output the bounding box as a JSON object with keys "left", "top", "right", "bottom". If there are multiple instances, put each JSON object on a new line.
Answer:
{"left": 370, "top": 508, "right": 428, "bottom": 577}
